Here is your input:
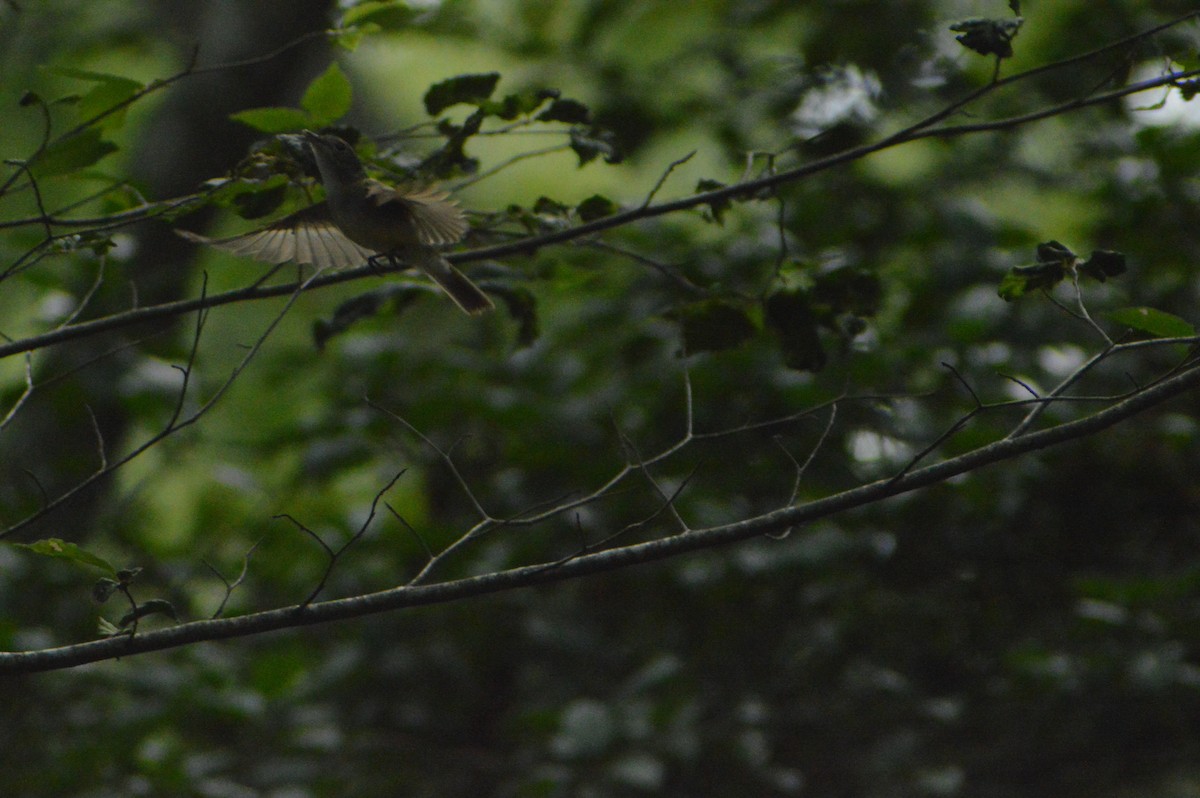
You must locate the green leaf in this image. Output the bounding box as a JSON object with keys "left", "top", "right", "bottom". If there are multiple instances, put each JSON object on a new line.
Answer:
{"left": 576, "top": 194, "right": 617, "bottom": 221}
{"left": 230, "top": 106, "right": 312, "bottom": 134}
{"left": 301, "top": 62, "right": 353, "bottom": 126}
{"left": 13, "top": 538, "right": 117, "bottom": 574}
{"left": 27, "top": 128, "right": 118, "bottom": 178}
{"left": 44, "top": 67, "right": 145, "bottom": 129}
{"left": 332, "top": 23, "right": 379, "bottom": 51}
{"left": 765, "top": 290, "right": 826, "bottom": 371}
{"left": 678, "top": 300, "right": 758, "bottom": 355}
{"left": 1105, "top": 307, "right": 1195, "bottom": 339}
{"left": 341, "top": 0, "right": 409, "bottom": 26}
{"left": 424, "top": 73, "right": 501, "bottom": 116}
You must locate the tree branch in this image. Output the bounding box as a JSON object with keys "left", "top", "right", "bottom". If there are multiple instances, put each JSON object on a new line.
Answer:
{"left": 4, "top": 358, "right": 1197, "bottom": 673}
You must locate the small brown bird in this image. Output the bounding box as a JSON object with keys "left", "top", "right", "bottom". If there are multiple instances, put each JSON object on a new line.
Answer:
{"left": 179, "top": 130, "right": 493, "bottom": 314}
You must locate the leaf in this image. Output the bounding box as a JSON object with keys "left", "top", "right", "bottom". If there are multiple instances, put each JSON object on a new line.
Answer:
{"left": 678, "top": 300, "right": 758, "bottom": 355}
{"left": 1035, "top": 240, "right": 1077, "bottom": 265}
{"left": 230, "top": 106, "right": 312, "bottom": 134}
{"left": 43, "top": 67, "right": 145, "bottom": 129}
{"left": 695, "top": 178, "right": 731, "bottom": 224}
{"left": 424, "top": 73, "right": 501, "bottom": 116}
{"left": 949, "top": 17, "right": 1024, "bottom": 58}
{"left": 569, "top": 127, "right": 622, "bottom": 166}
{"left": 1079, "top": 249, "right": 1126, "bottom": 282}
{"left": 341, "top": 0, "right": 410, "bottom": 26}
{"left": 232, "top": 181, "right": 289, "bottom": 220}
{"left": 118, "top": 599, "right": 178, "bottom": 629}
{"left": 301, "top": 62, "right": 353, "bottom": 126}
{"left": 332, "top": 23, "right": 379, "bottom": 51}
{"left": 483, "top": 89, "right": 560, "bottom": 120}
{"left": 92, "top": 578, "right": 120, "bottom": 603}
{"left": 494, "top": 286, "right": 540, "bottom": 347}
{"left": 1105, "top": 307, "right": 1195, "bottom": 339}
{"left": 998, "top": 261, "right": 1067, "bottom": 301}
{"left": 27, "top": 128, "right": 118, "bottom": 178}
{"left": 533, "top": 196, "right": 571, "bottom": 216}
{"left": 811, "top": 267, "right": 882, "bottom": 319}
{"left": 576, "top": 194, "right": 617, "bottom": 221}
{"left": 537, "top": 98, "right": 591, "bottom": 124}
{"left": 313, "top": 285, "right": 422, "bottom": 349}
{"left": 764, "top": 290, "right": 826, "bottom": 371}
{"left": 13, "top": 538, "right": 116, "bottom": 574}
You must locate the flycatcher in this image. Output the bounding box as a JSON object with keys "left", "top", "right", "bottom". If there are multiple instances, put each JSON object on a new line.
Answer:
{"left": 179, "top": 130, "right": 494, "bottom": 314}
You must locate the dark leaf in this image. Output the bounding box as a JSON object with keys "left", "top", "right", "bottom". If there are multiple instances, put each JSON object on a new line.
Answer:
{"left": 998, "top": 261, "right": 1068, "bottom": 301}
{"left": 485, "top": 88, "right": 560, "bottom": 120}
{"left": 576, "top": 194, "right": 617, "bottom": 221}
{"left": 314, "top": 285, "right": 422, "bottom": 348}
{"left": 537, "top": 98, "right": 592, "bottom": 124}
{"left": 949, "top": 17, "right": 1023, "bottom": 58}
{"left": 493, "top": 286, "right": 540, "bottom": 347}
{"left": 424, "top": 72, "right": 501, "bottom": 116}
{"left": 117, "top": 599, "right": 178, "bottom": 629}
{"left": 765, "top": 290, "right": 826, "bottom": 371}
{"left": 678, "top": 300, "right": 758, "bottom": 355}
{"left": 232, "top": 182, "right": 288, "bottom": 220}
{"left": 1079, "top": 249, "right": 1126, "bottom": 282}
{"left": 92, "top": 578, "right": 119, "bottom": 603}
{"left": 811, "top": 267, "right": 882, "bottom": 319}
{"left": 533, "top": 196, "right": 571, "bottom": 216}
{"left": 568, "top": 127, "right": 622, "bottom": 166}
{"left": 1035, "top": 240, "right": 1076, "bottom": 265}
{"left": 695, "top": 178, "right": 730, "bottom": 224}
{"left": 422, "top": 108, "right": 486, "bottom": 177}
{"left": 116, "top": 567, "right": 143, "bottom": 584}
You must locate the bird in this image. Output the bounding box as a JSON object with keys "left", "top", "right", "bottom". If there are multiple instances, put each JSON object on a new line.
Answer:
{"left": 178, "top": 130, "right": 494, "bottom": 314}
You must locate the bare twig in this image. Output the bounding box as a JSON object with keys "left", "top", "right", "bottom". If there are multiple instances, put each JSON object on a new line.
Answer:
{"left": 204, "top": 540, "right": 261, "bottom": 619}
{"left": 6, "top": 356, "right": 1200, "bottom": 673}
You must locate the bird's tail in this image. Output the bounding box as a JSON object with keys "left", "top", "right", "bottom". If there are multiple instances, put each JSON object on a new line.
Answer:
{"left": 410, "top": 248, "right": 495, "bottom": 315}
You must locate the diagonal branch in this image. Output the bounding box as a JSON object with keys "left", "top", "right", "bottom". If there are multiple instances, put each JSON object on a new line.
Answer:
{"left": 4, "top": 357, "right": 1198, "bottom": 673}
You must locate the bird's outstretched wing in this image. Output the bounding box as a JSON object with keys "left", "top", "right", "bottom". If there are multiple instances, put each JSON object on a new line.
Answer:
{"left": 177, "top": 202, "right": 374, "bottom": 271}
{"left": 363, "top": 180, "right": 469, "bottom": 247}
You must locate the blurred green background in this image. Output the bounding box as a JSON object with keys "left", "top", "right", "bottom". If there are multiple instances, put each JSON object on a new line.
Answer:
{"left": 2, "top": 1, "right": 1200, "bottom": 795}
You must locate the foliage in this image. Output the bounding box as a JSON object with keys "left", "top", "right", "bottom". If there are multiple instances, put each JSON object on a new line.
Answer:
{"left": 2, "top": 1, "right": 1200, "bottom": 796}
